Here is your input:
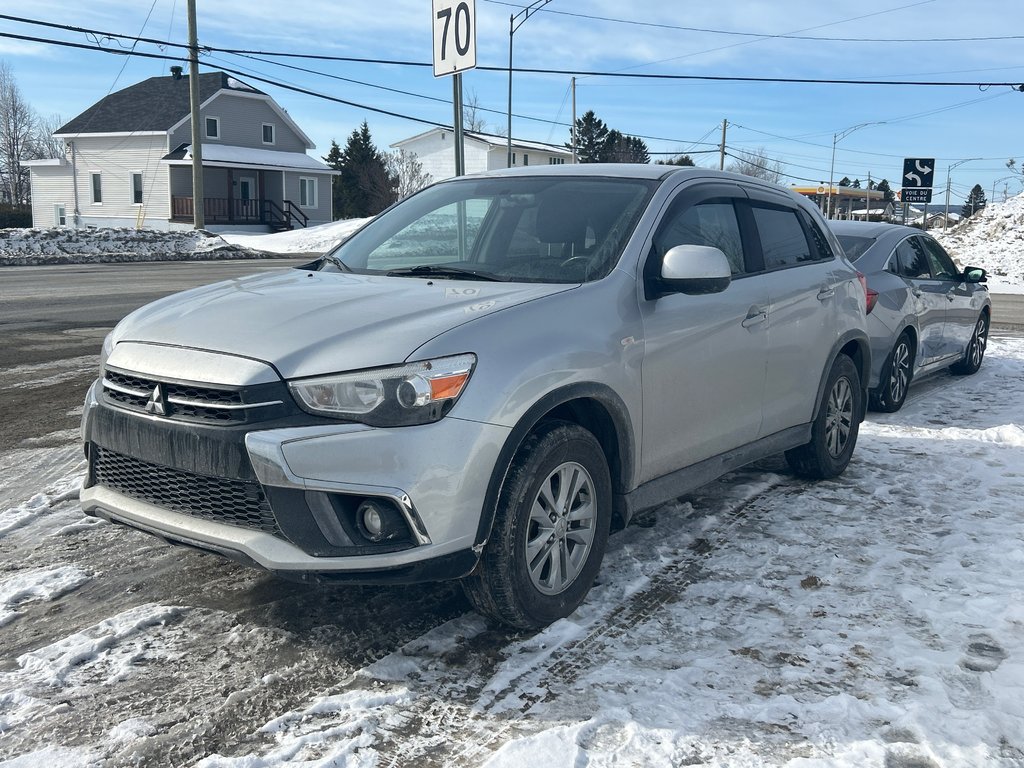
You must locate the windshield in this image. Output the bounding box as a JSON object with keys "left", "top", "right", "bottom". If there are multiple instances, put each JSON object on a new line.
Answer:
{"left": 320, "top": 175, "right": 657, "bottom": 283}
{"left": 836, "top": 234, "right": 876, "bottom": 262}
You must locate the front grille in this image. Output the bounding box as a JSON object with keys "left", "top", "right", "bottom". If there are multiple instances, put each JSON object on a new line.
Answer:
{"left": 102, "top": 369, "right": 273, "bottom": 426}
{"left": 93, "top": 447, "right": 281, "bottom": 535}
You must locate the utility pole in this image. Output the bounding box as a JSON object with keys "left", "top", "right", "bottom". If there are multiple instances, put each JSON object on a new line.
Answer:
{"left": 452, "top": 73, "right": 465, "bottom": 176}
{"left": 571, "top": 76, "right": 577, "bottom": 164}
{"left": 719, "top": 119, "right": 727, "bottom": 171}
{"left": 186, "top": 0, "right": 204, "bottom": 229}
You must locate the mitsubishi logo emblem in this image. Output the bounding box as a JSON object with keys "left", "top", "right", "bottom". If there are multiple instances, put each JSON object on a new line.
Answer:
{"left": 145, "top": 384, "right": 167, "bottom": 416}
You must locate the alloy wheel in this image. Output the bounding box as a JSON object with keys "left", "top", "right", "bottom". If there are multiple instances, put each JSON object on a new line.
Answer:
{"left": 970, "top": 316, "right": 988, "bottom": 368}
{"left": 889, "top": 341, "right": 911, "bottom": 404}
{"left": 825, "top": 377, "right": 854, "bottom": 458}
{"left": 525, "top": 461, "right": 597, "bottom": 595}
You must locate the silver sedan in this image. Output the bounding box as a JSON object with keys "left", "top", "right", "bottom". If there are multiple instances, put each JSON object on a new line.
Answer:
{"left": 831, "top": 220, "right": 991, "bottom": 412}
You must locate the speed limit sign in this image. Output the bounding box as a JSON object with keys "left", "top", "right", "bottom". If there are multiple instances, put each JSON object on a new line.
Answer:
{"left": 432, "top": 0, "right": 476, "bottom": 77}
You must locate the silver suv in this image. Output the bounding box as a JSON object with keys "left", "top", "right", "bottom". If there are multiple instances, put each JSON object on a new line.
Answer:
{"left": 81, "top": 165, "right": 870, "bottom": 628}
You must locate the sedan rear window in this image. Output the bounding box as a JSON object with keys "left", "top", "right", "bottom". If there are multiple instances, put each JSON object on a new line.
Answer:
{"left": 836, "top": 235, "right": 875, "bottom": 261}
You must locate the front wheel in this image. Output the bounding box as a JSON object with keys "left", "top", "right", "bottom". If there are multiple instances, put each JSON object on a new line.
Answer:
{"left": 462, "top": 420, "right": 612, "bottom": 630}
{"left": 950, "top": 313, "right": 989, "bottom": 375}
{"left": 786, "top": 355, "right": 862, "bottom": 479}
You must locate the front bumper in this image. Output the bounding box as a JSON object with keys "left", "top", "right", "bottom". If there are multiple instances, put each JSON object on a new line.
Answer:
{"left": 81, "top": 379, "right": 510, "bottom": 580}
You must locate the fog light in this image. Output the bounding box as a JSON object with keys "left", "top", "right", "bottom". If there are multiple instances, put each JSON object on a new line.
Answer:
{"left": 356, "top": 498, "right": 405, "bottom": 543}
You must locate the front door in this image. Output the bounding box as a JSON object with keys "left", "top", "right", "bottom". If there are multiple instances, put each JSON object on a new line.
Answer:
{"left": 919, "top": 235, "right": 976, "bottom": 356}
{"left": 639, "top": 184, "right": 768, "bottom": 481}
{"left": 238, "top": 176, "right": 257, "bottom": 221}
{"left": 894, "top": 236, "right": 947, "bottom": 365}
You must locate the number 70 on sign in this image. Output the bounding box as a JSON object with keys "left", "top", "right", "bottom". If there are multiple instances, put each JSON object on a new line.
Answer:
{"left": 432, "top": 0, "right": 477, "bottom": 77}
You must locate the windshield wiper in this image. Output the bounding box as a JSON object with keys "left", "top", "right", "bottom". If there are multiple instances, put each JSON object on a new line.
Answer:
{"left": 385, "top": 264, "right": 507, "bottom": 282}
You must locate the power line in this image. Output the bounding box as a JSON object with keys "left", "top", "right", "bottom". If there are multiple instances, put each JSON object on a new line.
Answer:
{"left": 481, "top": 0, "right": 1022, "bottom": 44}
{"left": 3, "top": 14, "right": 1024, "bottom": 88}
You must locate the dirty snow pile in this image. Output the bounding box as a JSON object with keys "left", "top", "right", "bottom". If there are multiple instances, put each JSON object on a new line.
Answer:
{"left": 219, "top": 216, "right": 371, "bottom": 254}
{"left": 937, "top": 191, "right": 1024, "bottom": 293}
{"left": 0, "top": 227, "right": 266, "bottom": 267}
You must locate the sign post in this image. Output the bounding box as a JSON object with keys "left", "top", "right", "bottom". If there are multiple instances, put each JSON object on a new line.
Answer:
{"left": 432, "top": 0, "right": 477, "bottom": 178}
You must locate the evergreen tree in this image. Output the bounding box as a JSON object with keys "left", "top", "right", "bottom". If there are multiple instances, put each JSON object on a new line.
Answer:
{"left": 570, "top": 110, "right": 609, "bottom": 163}
{"left": 838, "top": 177, "right": 851, "bottom": 187}
{"left": 961, "top": 184, "right": 987, "bottom": 218}
{"left": 876, "top": 178, "right": 894, "bottom": 203}
{"left": 657, "top": 154, "right": 696, "bottom": 167}
{"left": 322, "top": 140, "right": 345, "bottom": 221}
{"left": 851, "top": 179, "right": 861, "bottom": 189}
{"left": 337, "top": 122, "right": 396, "bottom": 218}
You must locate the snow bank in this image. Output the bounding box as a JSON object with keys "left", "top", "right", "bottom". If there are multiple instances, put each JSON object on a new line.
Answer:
{"left": 219, "top": 217, "right": 371, "bottom": 255}
{"left": 937, "top": 191, "right": 1024, "bottom": 293}
{"left": 0, "top": 227, "right": 268, "bottom": 267}
{"left": 0, "top": 567, "right": 89, "bottom": 627}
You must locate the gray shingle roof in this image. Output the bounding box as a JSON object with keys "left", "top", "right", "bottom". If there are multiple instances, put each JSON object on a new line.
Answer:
{"left": 56, "top": 72, "right": 265, "bottom": 135}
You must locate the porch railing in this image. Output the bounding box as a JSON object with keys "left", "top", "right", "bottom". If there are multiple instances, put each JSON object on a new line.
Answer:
{"left": 171, "top": 197, "right": 307, "bottom": 228}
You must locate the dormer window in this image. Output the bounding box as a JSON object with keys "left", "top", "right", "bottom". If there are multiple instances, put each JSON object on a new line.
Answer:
{"left": 205, "top": 116, "right": 220, "bottom": 139}
{"left": 262, "top": 123, "right": 275, "bottom": 145}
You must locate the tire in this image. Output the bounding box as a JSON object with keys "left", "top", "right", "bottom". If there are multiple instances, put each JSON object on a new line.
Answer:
{"left": 462, "top": 420, "right": 612, "bottom": 630}
{"left": 786, "top": 355, "right": 862, "bottom": 479}
{"left": 950, "top": 312, "right": 989, "bottom": 376}
{"left": 869, "top": 332, "right": 914, "bottom": 413}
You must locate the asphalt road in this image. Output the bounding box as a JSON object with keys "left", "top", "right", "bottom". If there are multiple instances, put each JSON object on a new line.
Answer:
{"left": 2, "top": 259, "right": 1021, "bottom": 455}
{"left": 0, "top": 258, "right": 308, "bottom": 454}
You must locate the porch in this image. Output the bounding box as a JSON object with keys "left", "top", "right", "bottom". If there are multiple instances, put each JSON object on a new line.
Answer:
{"left": 170, "top": 196, "right": 308, "bottom": 230}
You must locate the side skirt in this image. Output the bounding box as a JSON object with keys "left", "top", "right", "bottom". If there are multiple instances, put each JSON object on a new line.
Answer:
{"left": 616, "top": 423, "right": 812, "bottom": 521}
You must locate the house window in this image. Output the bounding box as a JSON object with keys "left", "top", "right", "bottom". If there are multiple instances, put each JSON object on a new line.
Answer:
{"left": 299, "top": 177, "right": 317, "bottom": 208}
{"left": 262, "top": 123, "right": 275, "bottom": 145}
{"left": 131, "top": 172, "right": 143, "bottom": 204}
{"left": 523, "top": 154, "right": 529, "bottom": 166}
{"left": 90, "top": 172, "right": 102, "bottom": 204}
{"left": 205, "top": 116, "right": 220, "bottom": 139}
{"left": 512, "top": 152, "right": 516, "bottom": 165}
{"left": 54, "top": 204, "right": 66, "bottom": 226}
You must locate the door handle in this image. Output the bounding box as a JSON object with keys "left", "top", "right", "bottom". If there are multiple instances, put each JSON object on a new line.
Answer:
{"left": 741, "top": 308, "right": 768, "bottom": 328}
{"left": 816, "top": 286, "right": 835, "bottom": 301}
{"left": 946, "top": 289, "right": 957, "bottom": 302}
{"left": 912, "top": 288, "right": 924, "bottom": 298}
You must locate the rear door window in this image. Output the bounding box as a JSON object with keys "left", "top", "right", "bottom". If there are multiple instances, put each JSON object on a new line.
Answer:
{"left": 895, "top": 238, "right": 931, "bottom": 279}
{"left": 750, "top": 205, "right": 813, "bottom": 269}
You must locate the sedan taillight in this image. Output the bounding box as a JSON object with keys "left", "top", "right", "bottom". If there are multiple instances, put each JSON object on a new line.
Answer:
{"left": 856, "top": 271, "right": 878, "bottom": 314}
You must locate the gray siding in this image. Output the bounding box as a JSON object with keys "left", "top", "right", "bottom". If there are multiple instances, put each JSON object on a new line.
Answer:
{"left": 283, "top": 171, "right": 332, "bottom": 225}
{"left": 170, "top": 93, "right": 308, "bottom": 152}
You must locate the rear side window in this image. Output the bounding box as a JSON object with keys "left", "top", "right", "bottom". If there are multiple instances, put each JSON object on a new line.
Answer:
{"left": 751, "top": 205, "right": 812, "bottom": 269}
{"left": 799, "top": 211, "right": 835, "bottom": 261}
{"left": 895, "top": 238, "right": 930, "bottom": 279}
{"left": 653, "top": 199, "right": 745, "bottom": 274}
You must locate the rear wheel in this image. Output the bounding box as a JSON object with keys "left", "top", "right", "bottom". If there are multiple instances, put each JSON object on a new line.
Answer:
{"left": 951, "top": 312, "right": 988, "bottom": 375}
{"left": 786, "top": 355, "right": 862, "bottom": 479}
{"left": 869, "top": 332, "right": 914, "bottom": 412}
{"left": 462, "top": 420, "right": 612, "bottom": 629}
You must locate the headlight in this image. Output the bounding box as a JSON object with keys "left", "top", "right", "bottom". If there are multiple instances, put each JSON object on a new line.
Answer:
{"left": 288, "top": 353, "right": 476, "bottom": 427}
{"left": 99, "top": 331, "right": 115, "bottom": 375}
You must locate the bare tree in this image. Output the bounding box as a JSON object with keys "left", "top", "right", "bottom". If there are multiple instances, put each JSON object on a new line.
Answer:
{"left": 462, "top": 90, "right": 487, "bottom": 133}
{"left": 32, "top": 113, "right": 65, "bottom": 160}
{"left": 727, "top": 147, "right": 785, "bottom": 185}
{"left": 386, "top": 149, "right": 433, "bottom": 200}
{"left": 0, "top": 61, "right": 38, "bottom": 204}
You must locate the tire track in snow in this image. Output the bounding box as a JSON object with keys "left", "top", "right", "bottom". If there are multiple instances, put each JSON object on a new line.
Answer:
{"left": 370, "top": 478, "right": 795, "bottom": 767}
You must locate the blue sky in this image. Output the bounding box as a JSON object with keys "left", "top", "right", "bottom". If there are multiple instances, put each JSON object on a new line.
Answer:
{"left": 3, "top": 0, "right": 1023, "bottom": 207}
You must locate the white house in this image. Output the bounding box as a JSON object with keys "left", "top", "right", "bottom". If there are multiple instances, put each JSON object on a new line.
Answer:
{"left": 391, "top": 129, "right": 573, "bottom": 181}
{"left": 25, "top": 70, "right": 337, "bottom": 232}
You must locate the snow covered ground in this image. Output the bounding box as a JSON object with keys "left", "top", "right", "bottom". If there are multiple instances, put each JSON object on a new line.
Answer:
{"left": 219, "top": 217, "right": 371, "bottom": 254}
{"left": 937, "top": 192, "right": 1024, "bottom": 295}
{"left": 1, "top": 337, "right": 1023, "bottom": 767}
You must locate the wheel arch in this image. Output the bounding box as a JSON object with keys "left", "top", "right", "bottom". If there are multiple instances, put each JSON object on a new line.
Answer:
{"left": 473, "top": 383, "right": 636, "bottom": 550}
{"left": 813, "top": 331, "right": 871, "bottom": 423}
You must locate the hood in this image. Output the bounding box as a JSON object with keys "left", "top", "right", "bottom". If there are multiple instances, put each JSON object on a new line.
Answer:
{"left": 113, "top": 268, "right": 573, "bottom": 379}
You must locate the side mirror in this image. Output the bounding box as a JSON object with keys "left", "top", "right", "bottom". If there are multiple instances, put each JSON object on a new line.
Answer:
{"left": 963, "top": 266, "right": 987, "bottom": 284}
{"left": 659, "top": 244, "right": 732, "bottom": 295}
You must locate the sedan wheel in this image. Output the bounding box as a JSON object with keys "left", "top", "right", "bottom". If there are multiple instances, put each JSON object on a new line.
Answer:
{"left": 870, "top": 334, "right": 914, "bottom": 413}
{"left": 951, "top": 313, "right": 989, "bottom": 376}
